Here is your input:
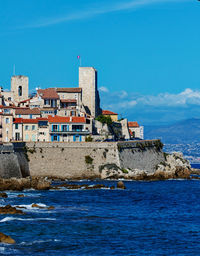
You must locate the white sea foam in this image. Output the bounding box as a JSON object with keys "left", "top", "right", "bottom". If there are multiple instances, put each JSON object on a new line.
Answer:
{"left": 0, "top": 246, "right": 19, "bottom": 255}
{"left": 20, "top": 238, "right": 60, "bottom": 245}
{"left": 13, "top": 203, "right": 48, "bottom": 210}
{"left": 0, "top": 216, "right": 56, "bottom": 222}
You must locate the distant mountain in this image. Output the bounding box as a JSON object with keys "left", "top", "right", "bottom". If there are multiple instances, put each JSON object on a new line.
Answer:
{"left": 145, "top": 118, "right": 200, "bottom": 144}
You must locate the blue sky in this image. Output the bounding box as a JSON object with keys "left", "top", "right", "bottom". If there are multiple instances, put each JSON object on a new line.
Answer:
{"left": 0, "top": 0, "right": 199, "bottom": 125}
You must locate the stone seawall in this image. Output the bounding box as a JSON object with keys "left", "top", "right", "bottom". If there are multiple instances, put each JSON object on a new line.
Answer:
{"left": 24, "top": 140, "right": 165, "bottom": 179}
{"left": 0, "top": 144, "right": 23, "bottom": 179}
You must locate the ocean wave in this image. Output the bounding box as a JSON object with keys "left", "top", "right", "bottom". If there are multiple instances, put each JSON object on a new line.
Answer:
{"left": 13, "top": 203, "right": 48, "bottom": 210}
{"left": 20, "top": 239, "right": 60, "bottom": 246}
{"left": 0, "top": 246, "right": 19, "bottom": 255}
{"left": 0, "top": 217, "right": 56, "bottom": 222}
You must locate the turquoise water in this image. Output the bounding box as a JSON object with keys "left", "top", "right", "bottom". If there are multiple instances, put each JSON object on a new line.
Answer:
{"left": 1, "top": 179, "right": 200, "bottom": 255}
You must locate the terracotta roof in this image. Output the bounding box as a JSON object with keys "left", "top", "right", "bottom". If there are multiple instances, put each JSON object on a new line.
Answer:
{"left": 13, "top": 118, "right": 23, "bottom": 124}
{"left": 37, "top": 117, "right": 48, "bottom": 121}
{"left": 128, "top": 122, "right": 139, "bottom": 128}
{"left": 15, "top": 108, "right": 40, "bottom": 115}
{"left": 60, "top": 99, "right": 77, "bottom": 103}
{"left": 48, "top": 115, "right": 86, "bottom": 123}
{"left": 56, "top": 88, "right": 82, "bottom": 93}
{"left": 0, "top": 105, "right": 15, "bottom": 109}
{"left": 37, "top": 88, "right": 59, "bottom": 99}
{"left": 14, "top": 118, "right": 38, "bottom": 124}
{"left": 14, "top": 117, "right": 48, "bottom": 124}
{"left": 102, "top": 110, "right": 118, "bottom": 115}
{"left": 22, "top": 119, "right": 38, "bottom": 124}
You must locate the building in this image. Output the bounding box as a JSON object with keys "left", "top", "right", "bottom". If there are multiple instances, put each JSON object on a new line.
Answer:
{"left": 15, "top": 108, "right": 41, "bottom": 119}
{"left": 102, "top": 110, "right": 118, "bottom": 122}
{"left": 48, "top": 115, "right": 91, "bottom": 142}
{"left": 128, "top": 122, "right": 144, "bottom": 139}
{"left": 79, "top": 67, "right": 101, "bottom": 117}
{"left": 11, "top": 75, "right": 29, "bottom": 103}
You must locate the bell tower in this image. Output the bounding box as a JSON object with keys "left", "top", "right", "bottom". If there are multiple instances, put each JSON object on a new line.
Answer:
{"left": 79, "top": 67, "right": 101, "bottom": 117}
{"left": 11, "top": 75, "right": 29, "bottom": 102}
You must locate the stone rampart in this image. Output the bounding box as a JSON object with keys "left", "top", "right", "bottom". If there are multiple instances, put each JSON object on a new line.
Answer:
{"left": 0, "top": 144, "right": 23, "bottom": 179}
{"left": 24, "top": 140, "right": 165, "bottom": 179}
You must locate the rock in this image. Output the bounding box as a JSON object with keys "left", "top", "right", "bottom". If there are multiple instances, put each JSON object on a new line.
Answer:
{"left": 110, "top": 186, "right": 115, "bottom": 190}
{"left": 47, "top": 206, "right": 55, "bottom": 210}
{"left": 0, "top": 193, "right": 8, "bottom": 198}
{"left": 0, "top": 205, "right": 24, "bottom": 215}
{"left": 0, "top": 232, "right": 15, "bottom": 244}
{"left": 174, "top": 166, "right": 191, "bottom": 179}
{"left": 17, "top": 194, "right": 25, "bottom": 198}
{"left": 31, "top": 178, "right": 51, "bottom": 190}
{"left": 117, "top": 181, "right": 126, "bottom": 189}
{"left": 32, "top": 203, "right": 45, "bottom": 209}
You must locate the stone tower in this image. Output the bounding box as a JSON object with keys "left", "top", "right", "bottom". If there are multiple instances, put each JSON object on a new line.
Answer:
{"left": 11, "top": 75, "right": 29, "bottom": 102}
{"left": 79, "top": 67, "right": 101, "bottom": 117}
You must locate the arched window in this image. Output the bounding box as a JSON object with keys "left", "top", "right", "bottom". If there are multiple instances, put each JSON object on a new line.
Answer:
{"left": 18, "top": 86, "right": 22, "bottom": 96}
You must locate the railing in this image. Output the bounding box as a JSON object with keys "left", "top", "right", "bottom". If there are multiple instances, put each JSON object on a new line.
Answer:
{"left": 50, "top": 130, "right": 90, "bottom": 134}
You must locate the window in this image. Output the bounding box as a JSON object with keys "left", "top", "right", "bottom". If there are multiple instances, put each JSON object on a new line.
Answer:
{"left": 25, "top": 125, "right": 29, "bottom": 131}
{"left": 30, "top": 114, "right": 32, "bottom": 119}
{"left": 52, "top": 125, "right": 58, "bottom": 132}
{"left": 32, "top": 135, "right": 36, "bottom": 141}
{"left": 4, "top": 109, "right": 10, "bottom": 114}
{"left": 18, "top": 114, "right": 21, "bottom": 118}
{"left": 15, "top": 124, "right": 19, "bottom": 129}
{"left": 72, "top": 125, "right": 83, "bottom": 131}
{"left": 5, "top": 118, "right": 9, "bottom": 124}
{"left": 25, "top": 134, "right": 29, "bottom": 141}
{"left": 15, "top": 133, "right": 20, "bottom": 141}
{"left": 44, "top": 99, "right": 50, "bottom": 105}
{"left": 32, "top": 125, "right": 35, "bottom": 130}
{"left": 18, "top": 86, "right": 22, "bottom": 96}
{"left": 62, "top": 125, "right": 68, "bottom": 132}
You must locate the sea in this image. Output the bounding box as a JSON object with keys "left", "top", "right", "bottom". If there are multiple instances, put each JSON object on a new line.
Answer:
{"left": 1, "top": 170, "right": 200, "bottom": 256}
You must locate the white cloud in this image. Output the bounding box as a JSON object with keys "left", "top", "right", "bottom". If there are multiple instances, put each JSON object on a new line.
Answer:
{"left": 20, "top": 0, "right": 190, "bottom": 29}
{"left": 100, "top": 88, "right": 200, "bottom": 112}
{"left": 99, "top": 86, "right": 109, "bottom": 93}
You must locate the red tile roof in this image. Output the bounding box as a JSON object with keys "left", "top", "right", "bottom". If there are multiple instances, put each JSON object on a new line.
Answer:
{"left": 48, "top": 115, "right": 86, "bottom": 123}
{"left": 60, "top": 99, "right": 77, "bottom": 103}
{"left": 128, "top": 121, "right": 139, "bottom": 128}
{"left": 0, "top": 105, "right": 15, "bottom": 109}
{"left": 15, "top": 108, "right": 40, "bottom": 115}
{"left": 56, "top": 88, "right": 82, "bottom": 93}
{"left": 14, "top": 118, "right": 38, "bottom": 124}
{"left": 102, "top": 110, "right": 118, "bottom": 115}
{"left": 37, "top": 88, "right": 59, "bottom": 99}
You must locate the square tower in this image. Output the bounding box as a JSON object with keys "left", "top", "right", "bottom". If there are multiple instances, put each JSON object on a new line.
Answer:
{"left": 79, "top": 67, "right": 101, "bottom": 117}
{"left": 11, "top": 75, "right": 29, "bottom": 103}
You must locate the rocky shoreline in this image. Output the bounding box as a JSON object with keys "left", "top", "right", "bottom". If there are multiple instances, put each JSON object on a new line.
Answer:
{"left": 0, "top": 152, "right": 195, "bottom": 193}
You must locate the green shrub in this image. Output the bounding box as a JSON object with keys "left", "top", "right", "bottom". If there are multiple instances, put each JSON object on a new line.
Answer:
{"left": 121, "top": 168, "right": 128, "bottom": 174}
{"left": 85, "top": 136, "right": 93, "bottom": 142}
{"left": 95, "top": 115, "right": 113, "bottom": 125}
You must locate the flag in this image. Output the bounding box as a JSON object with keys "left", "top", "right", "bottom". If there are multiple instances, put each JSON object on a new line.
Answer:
{"left": 77, "top": 55, "right": 80, "bottom": 59}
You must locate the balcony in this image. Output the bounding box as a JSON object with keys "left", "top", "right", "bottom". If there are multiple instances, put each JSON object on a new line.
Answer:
{"left": 50, "top": 129, "right": 90, "bottom": 135}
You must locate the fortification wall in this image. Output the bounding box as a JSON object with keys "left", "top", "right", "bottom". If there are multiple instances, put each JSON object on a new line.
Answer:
{"left": 0, "top": 144, "right": 22, "bottom": 179}
{"left": 24, "top": 140, "right": 165, "bottom": 179}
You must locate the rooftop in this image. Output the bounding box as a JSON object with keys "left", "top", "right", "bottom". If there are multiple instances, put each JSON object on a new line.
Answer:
{"left": 37, "top": 88, "right": 59, "bottom": 99}
{"left": 128, "top": 121, "right": 139, "bottom": 128}
{"left": 56, "top": 88, "right": 82, "bottom": 93}
{"left": 102, "top": 110, "right": 118, "bottom": 115}
{"left": 15, "top": 108, "right": 40, "bottom": 115}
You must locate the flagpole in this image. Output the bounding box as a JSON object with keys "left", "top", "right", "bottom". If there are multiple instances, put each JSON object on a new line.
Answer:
{"left": 77, "top": 55, "right": 81, "bottom": 67}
